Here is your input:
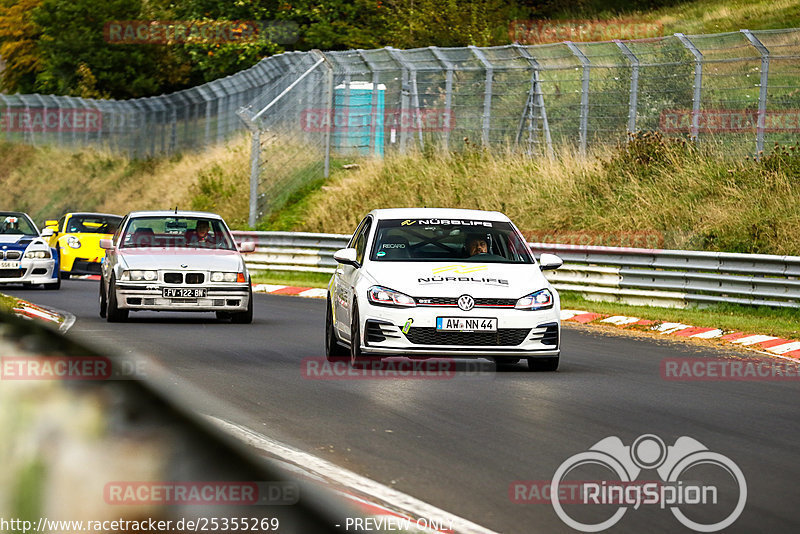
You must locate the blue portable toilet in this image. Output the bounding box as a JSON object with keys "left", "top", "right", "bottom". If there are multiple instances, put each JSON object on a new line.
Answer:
{"left": 333, "top": 81, "right": 385, "bottom": 157}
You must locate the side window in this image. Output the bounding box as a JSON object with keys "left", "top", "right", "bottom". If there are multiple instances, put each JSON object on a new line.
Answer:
{"left": 353, "top": 217, "right": 372, "bottom": 266}
{"left": 112, "top": 216, "right": 128, "bottom": 245}
{"left": 57, "top": 216, "right": 66, "bottom": 233}
{"left": 347, "top": 217, "right": 368, "bottom": 248}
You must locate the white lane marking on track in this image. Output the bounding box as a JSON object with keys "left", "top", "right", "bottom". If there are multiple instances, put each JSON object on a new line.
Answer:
{"left": 560, "top": 309, "right": 589, "bottom": 320}
{"left": 206, "top": 416, "right": 499, "bottom": 534}
{"left": 600, "top": 315, "right": 640, "bottom": 325}
{"left": 730, "top": 335, "right": 780, "bottom": 346}
{"left": 689, "top": 329, "right": 724, "bottom": 339}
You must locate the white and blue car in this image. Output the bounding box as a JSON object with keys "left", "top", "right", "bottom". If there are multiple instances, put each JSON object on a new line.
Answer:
{"left": 0, "top": 211, "right": 60, "bottom": 289}
{"left": 326, "top": 208, "right": 564, "bottom": 371}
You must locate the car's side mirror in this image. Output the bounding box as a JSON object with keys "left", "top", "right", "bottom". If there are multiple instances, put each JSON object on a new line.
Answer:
{"left": 99, "top": 239, "right": 113, "bottom": 250}
{"left": 539, "top": 253, "right": 563, "bottom": 271}
{"left": 239, "top": 241, "right": 256, "bottom": 253}
{"left": 333, "top": 248, "right": 359, "bottom": 267}
{"left": 40, "top": 228, "right": 54, "bottom": 237}
{"left": 45, "top": 220, "right": 59, "bottom": 231}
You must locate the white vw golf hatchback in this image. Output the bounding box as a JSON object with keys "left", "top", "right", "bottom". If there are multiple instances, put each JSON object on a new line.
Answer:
{"left": 326, "top": 208, "right": 564, "bottom": 370}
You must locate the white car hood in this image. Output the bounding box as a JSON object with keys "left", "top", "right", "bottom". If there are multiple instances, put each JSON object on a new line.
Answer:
{"left": 119, "top": 248, "right": 244, "bottom": 271}
{"left": 363, "top": 260, "right": 550, "bottom": 298}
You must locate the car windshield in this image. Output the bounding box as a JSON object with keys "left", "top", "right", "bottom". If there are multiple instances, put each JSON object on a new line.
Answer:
{"left": 0, "top": 212, "right": 38, "bottom": 236}
{"left": 66, "top": 215, "right": 122, "bottom": 234}
{"left": 121, "top": 216, "right": 235, "bottom": 250}
{"left": 370, "top": 218, "right": 533, "bottom": 263}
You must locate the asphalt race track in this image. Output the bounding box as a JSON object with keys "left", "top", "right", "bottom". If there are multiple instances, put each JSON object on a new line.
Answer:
{"left": 4, "top": 280, "right": 799, "bottom": 533}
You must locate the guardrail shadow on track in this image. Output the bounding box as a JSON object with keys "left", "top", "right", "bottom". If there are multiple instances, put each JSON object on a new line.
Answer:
{"left": 0, "top": 310, "right": 361, "bottom": 533}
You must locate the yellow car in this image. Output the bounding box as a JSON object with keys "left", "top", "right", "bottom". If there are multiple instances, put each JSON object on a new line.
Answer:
{"left": 45, "top": 213, "right": 122, "bottom": 278}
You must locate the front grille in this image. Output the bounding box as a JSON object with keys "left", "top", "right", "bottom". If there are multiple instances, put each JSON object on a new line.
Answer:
{"left": 164, "top": 272, "right": 183, "bottom": 284}
{"left": 414, "top": 296, "right": 516, "bottom": 308}
{"left": 73, "top": 260, "right": 102, "bottom": 274}
{"left": 404, "top": 327, "right": 530, "bottom": 346}
{"left": 4, "top": 251, "right": 21, "bottom": 260}
{"left": 0, "top": 269, "right": 24, "bottom": 278}
{"left": 185, "top": 273, "right": 204, "bottom": 284}
{"left": 32, "top": 268, "right": 47, "bottom": 275}
{"left": 529, "top": 322, "right": 559, "bottom": 346}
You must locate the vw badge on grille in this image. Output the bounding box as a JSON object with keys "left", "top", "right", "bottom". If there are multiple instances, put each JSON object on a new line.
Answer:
{"left": 457, "top": 294, "right": 475, "bottom": 311}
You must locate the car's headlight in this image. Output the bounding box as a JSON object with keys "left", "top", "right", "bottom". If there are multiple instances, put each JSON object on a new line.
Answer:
{"left": 210, "top": 272, "right": 238, "bottom": 282}
{"left": 121, "top": 270, "right": 158, "bottom": 281}
{"left": 515, "top": 289, "right": 554, "bottom": 310}
{"left": 367, "top": 286, "right": 416, "bottom": 307}
{"left": 24, "top": 250, "right": 51, "bottom": 259}
{"left": 67, "top": 235, "right": 81, "bottom": 249}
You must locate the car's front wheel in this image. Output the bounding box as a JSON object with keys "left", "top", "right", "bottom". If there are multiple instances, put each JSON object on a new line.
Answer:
{"left": 349, "top": 305, "right": 378, "bottom": 367}
{"left": 230, "top": 286, "right": 253, "bottom": 324}
{"left": 527, "top": 356, "right": 559, "bottom": 372}
{"left": 106, "top": 274, "right": 128, "bottom": 322}
{"left": 325, "top": 296, "right": 348, "bottom": 362}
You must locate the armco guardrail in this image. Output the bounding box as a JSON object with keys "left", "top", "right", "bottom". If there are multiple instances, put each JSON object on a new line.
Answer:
{"left": 233, "top": 231, "right": 800, "bottom": 309}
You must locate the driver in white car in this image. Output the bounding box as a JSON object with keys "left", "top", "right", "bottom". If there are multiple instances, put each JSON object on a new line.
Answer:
{"left": 466, "top": 234, "right": 489, "bottom": 256}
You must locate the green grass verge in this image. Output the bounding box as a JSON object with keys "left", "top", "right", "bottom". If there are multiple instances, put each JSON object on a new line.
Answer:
{"left": 561, "top": 292, "right": 800, "bottom": 341}
{"left": 251, "top": 270, "right": 332, "bottom": 289}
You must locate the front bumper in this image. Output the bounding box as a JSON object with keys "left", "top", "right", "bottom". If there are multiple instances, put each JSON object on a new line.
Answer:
{"left": 0, "top": 259, "right": 58, "bottom": 285}
{"left": 114, "top": 283, "right": 250, "bottom": 312}
{"left": 356, "top": 301, "right": 561, "bottom": 358}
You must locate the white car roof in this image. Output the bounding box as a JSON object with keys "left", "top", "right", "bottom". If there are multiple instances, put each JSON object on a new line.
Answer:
{"left": 126, "top": 210, "right": 224, "bottom": 219}
{"left": 369, "top": 208, "right": 510, "bottom": 222}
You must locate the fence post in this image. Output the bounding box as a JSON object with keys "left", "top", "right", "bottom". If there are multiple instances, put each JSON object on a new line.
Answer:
{"left": 514, "top": 44, "right": 554, "bottom": 159}
{"left": 675, "top": 33, "right": 703, "bottom": 141}
{"left": 469, "top": 46, "right": 494, "bottom": 147}
{"left": 319, "top": 51, "right": 334, "bottom": 178}
{"left": 429, "top": 47, "right": 454, "bottom": 152}
{"left": 741, "top": 29, "right": 770, "bottom": 156}
{"left": 565, "top": 41, "right": 590, "bottom": 156}
{"left": 387, "top": 47, "right": 424, "bottom": 151}
{"left": 357, "top": 50, "right": 381, "bottom": 156}
{"left": 248, "top": 131, "right": 260, "bottom": 228}
{"left": 615, "top": 39, "right": 640, "bottom": 137}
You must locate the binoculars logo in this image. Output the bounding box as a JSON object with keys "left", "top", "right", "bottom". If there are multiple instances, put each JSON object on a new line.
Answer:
{"left": 551, "top": 434, "right": 746, "bottom": 532}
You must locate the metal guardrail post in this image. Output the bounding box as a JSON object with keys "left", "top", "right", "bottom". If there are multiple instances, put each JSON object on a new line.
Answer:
{"left": 565, "top": 42, "right": 590, "bottom": 156}
{"left": 469, "top": 45, "right": 494, "bottom": 147}
{"left": 615, "top": 40, "right": 640, "bottom": 137}
{"left": 675, "top": 33, "right": 704, "bottom": 141}
{"left": 248, "top": 131, "right": 261, "bottom": 228}
{"left": 741, "top": 29, "right": 770, "bottom": 156}
{"left": 429, "top": 47, "right": 454, "bottom": 152}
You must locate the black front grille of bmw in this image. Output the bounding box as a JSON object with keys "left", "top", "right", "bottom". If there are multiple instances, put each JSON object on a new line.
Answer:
{"left": 164, "top": 272, "right": 183, "bottom": 284}
{"left": 0, "top": 269, "right": 24, "bottom": 278}
{"left": 414, "top": 296, "right": 517, "bottom": 307}
{"left": 3, "top": 251, "right": 21, "bottom": 260}
{"left": 404, "top": 328, "right": 530, "bottom": 346}
{"left": 185, "top": 273, "right": 204, "bottom": 284}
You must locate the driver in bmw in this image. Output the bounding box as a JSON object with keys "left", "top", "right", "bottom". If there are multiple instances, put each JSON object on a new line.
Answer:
{"left": 466, "top": 234, "right": 489, "bottom": 256}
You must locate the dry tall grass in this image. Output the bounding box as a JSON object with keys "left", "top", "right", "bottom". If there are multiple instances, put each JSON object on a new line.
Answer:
{"left": 0, "top": 136, "right": 250, "bottom": 226}
{"left": 291, "top": 135, "right": 800, "bottom": 255}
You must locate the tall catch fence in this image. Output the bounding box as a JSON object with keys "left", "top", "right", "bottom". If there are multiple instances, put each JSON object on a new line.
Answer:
{"left": 1, "top": 29, "right": 799, "bottom": 224}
